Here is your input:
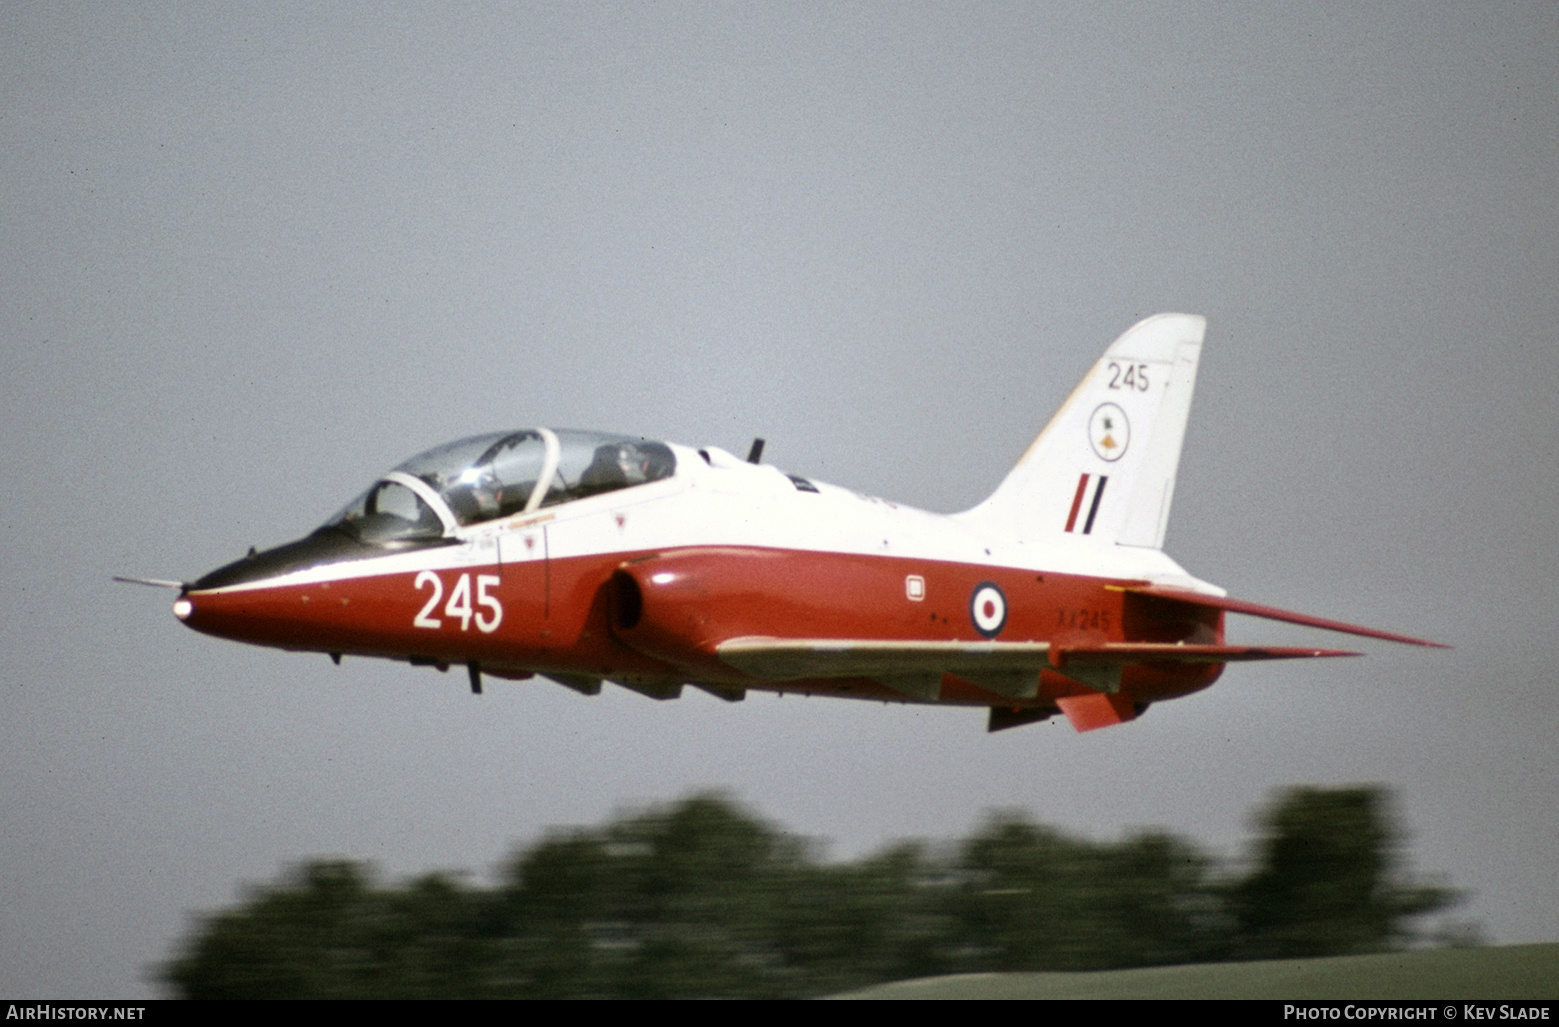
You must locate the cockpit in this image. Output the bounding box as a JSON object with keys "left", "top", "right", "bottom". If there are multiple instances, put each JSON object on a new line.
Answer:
{"left": 325, "top": 428, "right": 676, "bottom": 545}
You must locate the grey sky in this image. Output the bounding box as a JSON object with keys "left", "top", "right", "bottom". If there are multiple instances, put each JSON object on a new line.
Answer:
{"left": 2, "top": 3, "right": 1554, "bottom": 997}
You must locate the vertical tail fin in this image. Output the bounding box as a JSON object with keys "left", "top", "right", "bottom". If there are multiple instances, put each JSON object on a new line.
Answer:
{"left": 959, "top": 313, "right": 1206, "bottom": 550}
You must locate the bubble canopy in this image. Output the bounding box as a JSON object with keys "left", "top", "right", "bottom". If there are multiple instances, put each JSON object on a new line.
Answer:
{"left": 325, "top": 428, "right": 676, "bottom": 545}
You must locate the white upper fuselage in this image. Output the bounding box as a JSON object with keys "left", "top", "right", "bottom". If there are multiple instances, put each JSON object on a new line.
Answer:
{"left": 194, "top": 439, "right": 1211, "bottom": 598}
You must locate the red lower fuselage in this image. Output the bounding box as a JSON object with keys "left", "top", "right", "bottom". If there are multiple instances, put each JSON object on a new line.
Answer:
{"left": 179, "top": 542, "right": 1224, "bottom": 712}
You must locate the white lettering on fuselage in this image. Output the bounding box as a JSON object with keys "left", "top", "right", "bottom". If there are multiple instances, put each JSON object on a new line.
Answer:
{"left": 413, "top": 572, "right": 502, "bottom": 633}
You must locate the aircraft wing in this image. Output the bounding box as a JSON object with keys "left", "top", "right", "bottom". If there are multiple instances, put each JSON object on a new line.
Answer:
{"left": 1117, "top": 585, "right": 1450, "bottom": 648}
{"left": 716, "top": 638, "right": 1055, "bottom": 682}
{"left": 716, "top": 636, "right": 1358, "bottom": 684}
{"left": 1049, "top": 642, "right": 1360, "bottom": 663}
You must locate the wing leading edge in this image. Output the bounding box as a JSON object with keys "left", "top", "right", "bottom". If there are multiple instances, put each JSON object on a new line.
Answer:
{"left": 716, "top": 636, "right": 1360, "bottom": 682}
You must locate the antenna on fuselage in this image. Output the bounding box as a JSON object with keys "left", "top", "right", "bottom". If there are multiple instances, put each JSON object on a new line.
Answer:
{"left": 746, "top": 438, "right": 765, "bottom": 464}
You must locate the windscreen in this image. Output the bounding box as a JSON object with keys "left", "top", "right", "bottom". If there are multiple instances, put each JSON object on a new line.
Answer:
{"left": 324, "top": 479, "right": 447, "bottom": 544}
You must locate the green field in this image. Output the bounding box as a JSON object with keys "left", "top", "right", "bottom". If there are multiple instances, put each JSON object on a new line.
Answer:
{"left": 832, "top": 944, "right": 1559, "bottom": 999}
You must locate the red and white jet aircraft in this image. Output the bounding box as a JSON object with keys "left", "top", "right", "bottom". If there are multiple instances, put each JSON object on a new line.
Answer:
{"left": 148, "top": 314, "right": 1443, "bottom": 732}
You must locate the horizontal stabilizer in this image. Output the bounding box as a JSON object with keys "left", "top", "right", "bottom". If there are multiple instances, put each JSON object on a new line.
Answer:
{"left": 1119, "top": 585, "right": 1449, "bottom": 648}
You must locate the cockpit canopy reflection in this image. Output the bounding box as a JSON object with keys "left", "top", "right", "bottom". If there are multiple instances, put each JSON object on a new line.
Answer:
{"left": 326, "top": 429, "right": 676, "bottom": 545}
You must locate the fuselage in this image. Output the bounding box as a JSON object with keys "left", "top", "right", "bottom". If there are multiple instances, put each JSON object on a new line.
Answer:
{"left": 175, "top": 436, "right": 1226, "bottom": 716}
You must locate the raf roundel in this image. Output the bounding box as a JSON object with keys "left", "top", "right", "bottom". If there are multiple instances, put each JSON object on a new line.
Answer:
{"left": 1088, "top": 402, "right": 1129, "bottom": 462}
{"left": 969, "top": 582, "right": 1008, "bottom": 638}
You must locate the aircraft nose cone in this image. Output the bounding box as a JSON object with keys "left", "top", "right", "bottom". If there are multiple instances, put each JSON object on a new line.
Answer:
{"left": 190, "top": 530, "right": 375, "bottom": 592}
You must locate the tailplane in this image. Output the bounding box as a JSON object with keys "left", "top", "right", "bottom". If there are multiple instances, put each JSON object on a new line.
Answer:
{"left": 960, "top": 313, "right": 1206, "bottom": 550}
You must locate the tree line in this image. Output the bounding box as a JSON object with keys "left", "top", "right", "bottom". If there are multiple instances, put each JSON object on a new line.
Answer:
{"left": 161, "top": 785, "right": 1465, "bottom": 998}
